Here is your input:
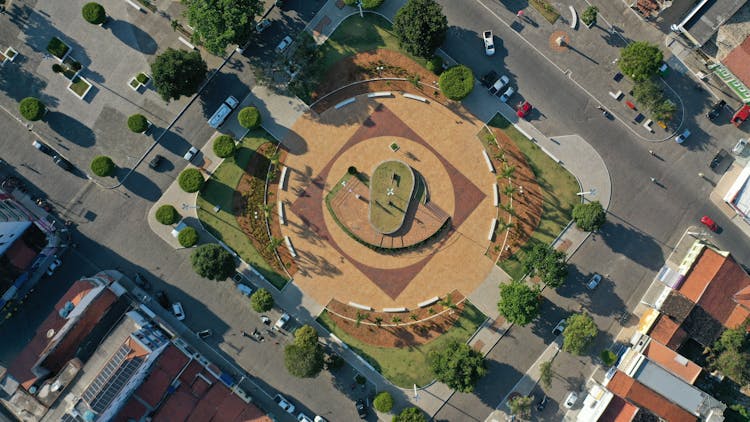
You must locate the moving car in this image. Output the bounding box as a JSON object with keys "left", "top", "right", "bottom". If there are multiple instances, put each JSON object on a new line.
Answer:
{"left": 208, "top": 96, "right": 239, "bottom": 128}
{"left": 276, "top": 35, "right": 293, "bottom": 53}
{"left": 516, "top": 101, "right": 532, "bottom": 119}
{"left": 53, "top": 155, "right": 73, "bottom": 172}
{"left": 564, "top": 392, "right": 579, "bottom": 409}
{"left": 148, "top": 154, "right": 164, "bottom": 170}
{"left": 197, "top": 329, "right": 212, "bottom": 339}
{"left": 172, "top": 302, "right": 186, "bottom": 320}
{"left": 274, "top": 394, "right": 295, "bottom": 414}
{"left": 134, "top": 272, "right": 151, "bottom": 290}
{"left": 46, "top": 256, "right": 62, "bottom": 276}
{"left": 700, "top": 215, "right": 718, "bottom": 232}
{"left": 674, "top": 128, "right": 691, "bottom": 144}
{"left": 183, "top": 146, "right": 199, "bottom": 162}
{"left": 483, "top": 30, "right": 495, "bottom": 56}
{"left": 155, "top": 290, "right": 170, "bottom": 308}
{"left": 489, "top": 75, "right": 509, "bottom": 95}
{"left": 355, "top": 399, "right": 368, "bottom": 419}
{"left": 500, "top": 86, "right": 515, "bottom": 103}
{"left": 552, "top": 319, "right": 566, "bottom": 336}
{"left": 587, "top": 273, "right": 602, "bottom": 290}
{"left": 275, "top": 313, "right": 291, "bottom": 330}
{"left": 256, "top": 19, "right": 271, "bottom": 33}
{"left": 706, "top": 100, "right": 726, "bottom": 121}
{"left": 32, "top": 140, "right": 54, "bottom": 156}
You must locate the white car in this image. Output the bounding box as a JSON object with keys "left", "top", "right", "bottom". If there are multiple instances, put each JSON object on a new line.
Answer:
{"left": 587, "top": 273, "right": 602, "bottom": 290}
{"left": 274, "top": 394, "right": 295, "bottom": 414}
{"left": 500, "top": 86, "right": 515, "bottom": 103}
{"left": 275, "top": 313, "right": 291, "bottom": 330}
{"left": 733, "top": 138, "right": 747, "bottom": 155}
{"left": 314, "top": 416, "right": 328, "bottom": 422}
{"left": 552, "top": 319, "right": 566, "bottom": 336}
{"left": 483, "top": 30, "right": 495, "bottom": 56}
{"left": 675, "top": 128, "right": 691, "bottom": 144}
{"left": 172, "top": 302, "right": 186, "bottom": 321}
{"left": 297, "top": 413, "right": 313, "bottom": 422}
{"left": 489, "top": 75, "right": 510, "bottom": 95}
{"left": 46, "top": 257, "right": 62, "bottom": 276}
{"left": 183, "top": 146, "right": 199, "bottom": 162}
{"left": 276, "top": 35, "right": 293, "bottom": 53}
{"left": 564, "top": 391, "right": 579, "bottom": 409}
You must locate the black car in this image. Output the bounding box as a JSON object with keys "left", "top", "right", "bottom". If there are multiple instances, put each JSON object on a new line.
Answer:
{"left": 536, "top": 395, "right": 548, "bottom": 411}
{"left": 53, "top": 155, "right": 73, "bottom": 172}
{"left": 481, "top": 70, "right": 499, "bottom": 88}
{"left": 32, "top": 140, "right": 55, "bottom": 156}
{"left": 709, "top": 149, "right": 729, "bottom": 171}
{"left": 155, "top": 290, "right": 169, "bottom": 309}
{"left": 355, "top": 399, "right": 368, "bottom": 419}
{"left": 706, "top": 100, "right": 726, "bottom": 121}
{"left": 148, "top": 154, "right": 164, "bottom": 170}
{"left": 134, "top": 272, "right": 151, "bottom": 290}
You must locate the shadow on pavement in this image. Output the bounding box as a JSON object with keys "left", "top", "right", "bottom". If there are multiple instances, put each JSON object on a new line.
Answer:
{"left": 107, "top": 19, "right": 158, "bottom": 55}
{"left": 119, "top": 169, "right": 162, "bottom": 201}
{"left": 46, "top": 111, "right": 96, "bottom": 147}
{"left": 597, "top": 220, "right": 664, "bottom": 271}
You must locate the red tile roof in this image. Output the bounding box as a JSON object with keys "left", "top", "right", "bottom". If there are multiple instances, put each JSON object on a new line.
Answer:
{"left": 598, "top": 395, "right": 638, "bottom": 422}
{"left": 648, "top": 314, "right": 688, "bottom": 350}
{"left": 3, "top": 237, "right": 38, "bottom": 271}
{"left": 607, "top": 371, "right": 697, "bottom": 422}
{"left": 643, "top": 340, "right": 702, "bottom": 384}
{"left": 723, "top": 36, "right": 750, "bottom": 90}
{"left": 112, "top": 397, "right": 148, "bottom": 422}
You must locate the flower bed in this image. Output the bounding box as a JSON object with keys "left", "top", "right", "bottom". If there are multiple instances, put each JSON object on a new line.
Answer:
{"left": 68, "top": 76, "right": 92, "bottom": 99}
{"left": 47, "top": 37, "right": 71, "bottom": 61}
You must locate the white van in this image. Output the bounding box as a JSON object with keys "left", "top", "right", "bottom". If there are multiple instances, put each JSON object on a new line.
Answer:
{"left": 237, "top": 283, "right": 253, "bottom": 296}
{"left": 208, "top": 96, "right": 239, "bottom": 128}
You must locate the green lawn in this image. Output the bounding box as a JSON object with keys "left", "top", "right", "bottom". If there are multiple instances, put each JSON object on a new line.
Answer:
{"left": 197, "top": 130, "right": 289, "bottom": 289}
{"left": 317, "top": 302, "right": 487, "bottom": 387}
{"left": 488, "top": 114, "right": 578, "bottom": 279}
{"left": 69, "top": 77, "right": 90, "bottom": 96}
{"left": 370, "top": 161, "right": 414, "bottom": 233}
{"left": 528, "top": 0, "right": 560, "bottom": 24}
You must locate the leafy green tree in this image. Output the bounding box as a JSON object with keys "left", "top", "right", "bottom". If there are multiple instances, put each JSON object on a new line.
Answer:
{"left": 284, "top": 324, "right": 324, "bottom": 378}
{"left": 438, "top": 65, "right": 474, "bottom": 100}
{"left": 427, "top": 340, "right": 487, "bottom": 392}
{"left": 427, "top": 56, "right": 443, "bottom": 74}
{"left": 563, "top": 313, "right": 598, "bottom": 355}
{"left": 652, "top": 99, "right": 677, "bottom": 122}
{"left": 600, "top": 350, "right": 617, "bottom": 366}
{"left": 178, "top": 168, "right": 205, "bottom": 193}
{"left": 619, "top": 41, "right": 663, "bottom": 82}
{"left": 521, "top": 243, "right": 568, "bottom": 288}
{"left": 393, "top": 407, "right": 426, "bottom": 422}
{"left": 185, "top": 0, "right": 263, "bottom": 55}
{"left": 709, "top": 322, "right": 750, "bottom": 385}
{"left": 127, "top": 114, "right": 149, "bottom": 133}
{"left": 19, "top": 97, "right": 46, "bottom": 121}
{"left": 238, "top": 106, "right": 261, "bottom": 129}
{"left": 508, "top": 395, "right": 532, "bottom": 418}
{"left": 190, "top": 243, "right": 235, "bottom": 280}
{"left": 572, "top": 201, "right": 606, "bottom": 232}
{"left": 178, "top": 226, "right": 199, "bottom": 247}
{"left": 155, "top": 205, "right": 180, "bottom": 225}
{"left": 498, "top": 281, "right": 540, "bottom": 326}
{"left": 212, "top": 135, "right": 236, "bottom": 158}
{"left": 539, "top": 360, "right": 553, "bottom": 389}
{"left": 581, "top": 6, "right": 598, "bottom": 26}
{"left": 90, "top": 156, "right": 116, "bottom": 177}
{"left": 393, "top": 0, "right": 448, "bottom": 58}
{"left": 250, "top": 288, "right": 274, "bottom": 312}
{"left": 82, "top": 2, "right": 106, "bottom": 25}
{"left": 632, "top": 79, "right": 662, "bottom": 109}
{"left": 373, "top": 391, "right": 394, "bottom": 413}
{"left": 151, "top": 48, "right": 208, "bottom": 102}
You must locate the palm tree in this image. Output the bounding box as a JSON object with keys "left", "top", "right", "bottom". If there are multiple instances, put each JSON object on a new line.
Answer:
{"left": 374, "top": 317, "right": 383, "bottom": 327}
{"left": 501, "top": 164, "right": 517, "bottom": 180}
{"left": 355, "top": 311, "right": 369, "bottom": 327}
{"left": 268, "top": 150, "right": 281, "bottom": 168}
{"left": 502, "top": 184, "right": 517, "bottom": 196}
{"left": 391, "top": 316, "right": 402, "bottom": 325}
{"left": 258, "top": 203, "right": 273, "bottom": 220}
{"left": 266, "top": 236, "right": 283, "bottom": 252}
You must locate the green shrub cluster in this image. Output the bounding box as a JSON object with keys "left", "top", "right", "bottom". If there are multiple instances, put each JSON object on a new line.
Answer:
{"left": 581, "top": 6, "right": 598, "bottom": 26}
{"left": 251, "top": 288, "right": 274, "bottom": 312}
{"left": 373, "top": 391, "right": 394, "bottom": 412}
{"left": 127, "top": 114, "right": 149, "bottom": 133}
{"left": 47, "top": 37, "right": 69, "bottom": 58}
{"left": 238, "top": 106, "right": 261, "bottom": 129}
{"left": 438, "top": 65, "right": 474, "bottom": 101}
{"left": 178, "top": 168, "right": 205, "bottom": 193}
{"left": 90, "top": 156, "right": 115, "bottom": 177}
{"left": 19, "top": 97, "right": 46, "bottom": 121}
{"left": 82, "top": 2, "right": 106, "bottom": 25}
{"left": 426, "top": 56, "right": 443, "bottom": 75}
{"left": 178, "top": 226, "right": 199, "bottom": 247}
{"left": 155, "top": 204, "right": 180, "bottom": 225}
{"left": 212, "top": 135, "right": 236, "bottom": 158}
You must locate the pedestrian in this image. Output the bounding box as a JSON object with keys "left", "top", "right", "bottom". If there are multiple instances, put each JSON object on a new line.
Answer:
{"left": 649, "top": 150, "right": 655, "bottom": 156}
{"left": 650, "top": 177, "right": 656, "bottom": 183}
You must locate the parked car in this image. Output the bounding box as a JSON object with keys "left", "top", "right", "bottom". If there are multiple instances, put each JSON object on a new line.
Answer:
{"left": 709, "top": 149, "right": 729, "bottom": 171}
{"left": 700, "top": 215, "right": 718, "bottom": 232}
{"left": 274, "top": 394, "right": 295, "bottom": 414}
{"left": 46, "top": 256, "right": 62, "bottom": 276}
{"left": 516, "top": 101, "right": 532, "bottom": 119}
{"left": 134, "top": 272, "right": 151, "bottom": 290}
{"left": 355, "top": 399, "right": 368, "bottom": 419}
{"left": 499, "top": 86, "right": 515, "bottom": 103}
{"left": 237, "top": 283, "right": 254, "bottom": 296}
{"left": 564, "top": 392, "right": 579, "bottom": 409}
{"left": 53, "top": 155, "right": 73, "bottom": 172}
{"left": 535, "top": 395, "right": 548, "bottom": 411}
{"left": 674, "top": 128, "right": 691, "bottom": 144}
{"left": 489, "top": 75, "right": 509, "bottom": 95}
{"left": 587, "top": 273, "right": 602, "bottom": 290}
{"left": 172, "top": 302, "right": 186, "bottom": 320}
{"left": 197, "top": 329, "right": 212, "bottom": 339}
{"left": 297, "top": 413, "right": 313, "bottom": 422}
{"left": 552, "top": 319, "right": 566, "bottom": 336}
{"left": 155, "top": 290, "right": 170, "bottom": 308}
{"left": 183, "top": 146, "right": 199, "bottom": 162}
{"left": 706, "top": 100, "right": 726, "bottom": 121}
{"left": 256, "top": 18, "right": 271, "bottom": 33}
{"left": 276, "top": 35, "right": 293, "bottom": 53}
{"left": 275, "top": 313, "right": 291, "bottom": 330}
{"left": 481, "top": 70, "right": 499, "bottom": 88}
{"left": 313, "top": 416, "right": 328, "bottom": 422}
{"left": 733, "top": 138, "right": 747, "bottom": 155}
{"left": 148, "top": 154, "right": 164, "bottom": 170}
{"left": 208, "top": 96, "right": 239, "bottom": 128}
{"left": 483, "top": 30, "right": 495, "bottom": 56}
{"left": 32, "top": 140, "right": 55, "bottom": 156}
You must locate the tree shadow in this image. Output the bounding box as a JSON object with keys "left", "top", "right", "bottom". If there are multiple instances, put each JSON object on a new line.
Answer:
{"left": 597, "top": 220, "right": 665, "bottom": 271}
{"left": 119, "top": 169, "right": 162, "bottom": 201}
{"left": 107, "top": 19, "right": 158, "bottom": 55}
{"left": 45, "top": 111, "right": 96, "bottom": 147}
{"left": 0, "top": 60, "right": 57, "bottom": 107}
{"left": 15, "top": 4, "right": 93, "bottom": 68}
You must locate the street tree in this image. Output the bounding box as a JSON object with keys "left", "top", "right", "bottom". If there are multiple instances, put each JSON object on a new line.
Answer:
{"left": 508, "top": 395, "right": 532, "bottom": 418}
{"left": 373, "top": 391, "right": 394, "bottom": 413}
{"left": 572, "top": 201, "right": 606, "bottom": 232}
{"left": 393, "top": 0, "right": 448, "bottom": 58}
{"left": 250, "top": 288, "right": 274, "bottom": 312}
{"left": 563, "top": 313, "right": 598, "bottom": 355}
{"left": 600, "top": 350, "right": 617, "bottom": 366}
{"left": 151, "top": 48, "right": 208, "bottom": 102}
{"left": 498, "top": 281, "right": 540, "bottom": 326}
{"left": 439, "top": 65, "right": 474, "bottom": 100}
{"left": 393, "top": 407, "right": 427, "bottom": 422}
{"left": 82, "top": 2, "right": 106, "bottom": 25}
{"left": 284, "top": 324, "right": 324, "bottom": 378}
{"left": 186, "top": 0, "right": 263, "bottom": 55}
{"left": 619, "top": 41, "right": 663, "bottom": 82}
{"left": 539, "top": 360, "right": 553, "bottom": 389}
{"left": 190, "top": 243, "right": 235, "bottom": 280}
{"left": 427, "top": 340, "right": 487, "bottom": 392}
{"left": 709, "top": 322, "right": 750, "bottom": 385}
{"left": 521, "top": 243, "right": 568, "bottom": 288}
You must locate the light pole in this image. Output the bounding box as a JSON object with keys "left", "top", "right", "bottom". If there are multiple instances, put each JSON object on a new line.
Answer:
{"left": 181, "top": 203, "right": 200, "bottom": 211}
{"left": 576, "top": 189, "right": 597, "bottom": 197}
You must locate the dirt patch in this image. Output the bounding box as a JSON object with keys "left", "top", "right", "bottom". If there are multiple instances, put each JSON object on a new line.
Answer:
{"left": 325, "top": 291, "right": 473, "bottom": 348}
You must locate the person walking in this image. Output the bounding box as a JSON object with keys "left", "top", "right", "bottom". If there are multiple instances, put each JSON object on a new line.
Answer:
{"left": 650, "top": 177, "right": 656, "bottom": 183}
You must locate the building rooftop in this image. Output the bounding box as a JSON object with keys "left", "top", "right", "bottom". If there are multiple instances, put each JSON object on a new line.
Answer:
{"left": 607, "top": 370, "right": 697, "bottom": 422}
{"left": 679, "top": 0, "right": 747, "bottom": 47}
{"left": 660, "top": 291, "right": 695, "bottom": 322}
{"left": 721, "top": 36, "right": 750, "bottom": 88}
{"left": 597, "top": 395, "right": 638, "bottom": 422}
{"left": 633, "top": 360, "right": 705, "bottom": 416}
{"left": 643, "top": 340, "right": 702, "bottom": 384}
{"left": 648, "top": 314, "right": 688, "bottom": 350}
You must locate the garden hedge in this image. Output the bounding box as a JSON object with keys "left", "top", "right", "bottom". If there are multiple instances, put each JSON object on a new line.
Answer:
{"left": 155, "top": 204, "right": 179, "bottom": 225}
{"left": 19, "top": 97, "right": 46, "bottom": 121}
{"left": 212, "top": 135, "right": 236, "bottom": 158}
{"left": 127, "top": 114, "right": 149, "bottom": 133}
{"left": 178, "top": 168, "right": 205, "bottom": 193}
{"left": 238, "top": 106, "right": 261, "bottom": 129}
{"left": 178, "top": 226, "right": 199, "bottom": 247}
{"left": 90, "top": 156, "right": 115, "bottom": 177}
{"left": 439, "top": 65, "right": 474, "bottom": 101}
{"left": 82, "top": 2, "right": 106, "bottom": 25}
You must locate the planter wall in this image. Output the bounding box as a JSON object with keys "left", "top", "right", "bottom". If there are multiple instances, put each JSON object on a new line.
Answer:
{"left": 68, "top": 76, "right": 93, "bottom": 100}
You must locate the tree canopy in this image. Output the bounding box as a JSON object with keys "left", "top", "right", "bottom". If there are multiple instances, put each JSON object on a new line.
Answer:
{"left": 572, "top": 201, "right": 606, "bottom": 232}
{"left": 619, "top": 41, "right": 663, "bottom": 82}
{"left": 190, "top": 243, "right": 235, "bottom": 280}
{"left": 90, "top": 156, "right": 115, "bottom": 177}
{"left": 539, "top": 360, "right": 553, "bottom": 389}
{"left": 250, "top": 288, "right": 274, "bottom": 312}
{"left": 521, "top": 243, "right": 568, "bottom": 288}
{"left": 427, "top": 340, "right": 487, "bottom": 392}
{"left": 393, "top": 0, "right": 448, "bottom": 58}
{"left": 439, "top": 65, "right": 474, "bottom": 100}
{"left": 238, "top": 106, "right": 261, "bottom": 129}
{"left": 393, "top": 407, "right": 426, "bottom": 422}
{"left": 498, "top": 281, "right": 540, "bottom": 326}
{"left": 82, "top": 3, "right": 106, "bottom": 25}
{"left": 151, "top": 48, "right": 208, "bottom": 102}
{"left": 373, "top": 391, "right": 394, "bottom": 412}
{"left": 710, "top": 322, "right": 750, "bottom": 385}
{"left": 19, "top": 97, "right": 46, "bottom": 121}
{"left": 563, "top": 313, "right": 598, "bottom": 355}
{"left": 127, "top": 114, "right": 149, "bottom": 133}
{"left": 508, "top": 395, "right": 532, "bottom": 418}
{"left": 186, "top": 0, "right": 263, "bottom": 55}
{"left": 284, "top": 324, "right": 324, "bottom": 378}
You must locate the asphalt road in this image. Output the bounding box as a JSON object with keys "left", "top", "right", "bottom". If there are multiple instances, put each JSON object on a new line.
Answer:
{"left": 432, "top": 0, "right": 750, "bottom": 420}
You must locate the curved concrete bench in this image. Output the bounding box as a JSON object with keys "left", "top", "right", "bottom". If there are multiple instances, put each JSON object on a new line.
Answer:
{"left": 493, "top": 184, "right": 500, "bottom": 207}
{"left": 569, "top": 6, "right": 578, "bottom": 29}
{"left": 482, "top": 150, "right": 495, "bottom": 173}
{"left": 178, "top": 36, "right": 196, "bottom": 50}
{"left": 278, "top": 201, "right": 286, "bottom": 225}
{"left": 335, "top": 97, "right": 356, "bottom": 109}
{"left": 348, "top": 302, "right": 373, "bottom": 311}
{"left": 125, "top": 0, "right": 143, "bottom": 11}
{"left": 368, "top": 91, "right": 392, "bottom": 98}
{"left": 383, "top": 307, "right": 407, "bottom": 313}
{"left": 284, "top": 235, "right": 297, "bottom": 258}
{"left": 489, "top": 218, "right": 497, "bottom": 241}
{"left": 279, "top": 166, "right": 289, "bottom": 191}
{"left": 403, "top": 93, "right": 428, "bottom": 103}
{"left": 418, "top": 297, "right": 440, "bottom": 308}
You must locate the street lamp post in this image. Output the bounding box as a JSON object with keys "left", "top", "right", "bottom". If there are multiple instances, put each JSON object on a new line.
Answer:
{"left": 181, "top": 203, "right": 200, "bottom": 211}
{"left": 575, "top": 189, "right": 597, "bottom": 197}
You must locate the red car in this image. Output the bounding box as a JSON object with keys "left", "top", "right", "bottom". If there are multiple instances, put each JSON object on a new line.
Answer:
{"left": 516, "top": 101, "right": 532, "bottom": 119}
{"left": 700, "top": 215, "right": 718, "bottom": 232}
